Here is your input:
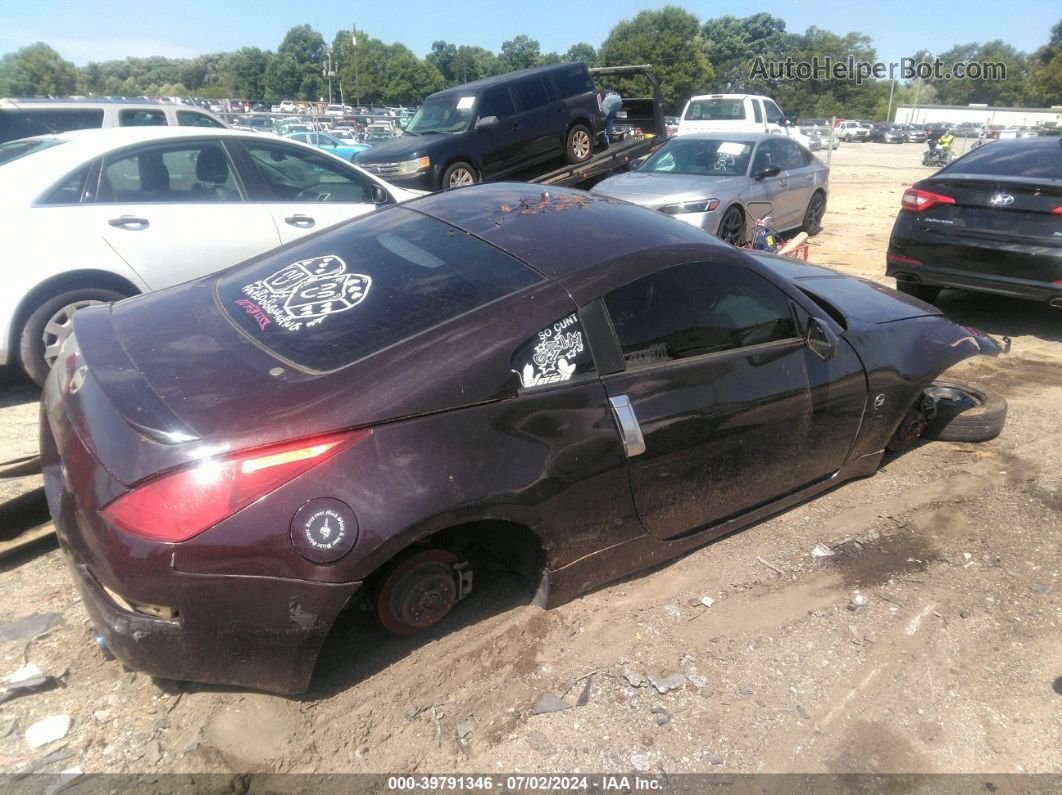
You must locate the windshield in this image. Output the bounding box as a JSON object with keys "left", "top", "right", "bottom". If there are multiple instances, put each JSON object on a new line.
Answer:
{"left": 641, "top": 138, "right": 754, "bottom": 177}
{"left": 0, "top": 136, "right": 67, "bottom": 166}
{"left": 404, "top": 94, "right": 476, "bottom": 135}
{"left": 683, "top": 98, "right": 746, "bottom": 122}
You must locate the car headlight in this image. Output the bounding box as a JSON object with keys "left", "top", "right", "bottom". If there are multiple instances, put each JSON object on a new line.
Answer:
{"left": 397, "top": 156, "right": 430, "bottom": 175}
{"left": 659, "top": 199, "right": 719, "bottom": 215}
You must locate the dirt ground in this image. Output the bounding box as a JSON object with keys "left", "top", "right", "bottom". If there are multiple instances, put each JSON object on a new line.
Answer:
{"left": 0, "top": 139, "right": 1059, "bottom": 784}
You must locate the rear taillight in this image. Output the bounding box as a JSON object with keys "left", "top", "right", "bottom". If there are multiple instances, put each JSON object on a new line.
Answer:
{"left": 103, "top": 429, "right": 370, "bottom": 542}
{"left": 901, "top": 188, "right": 956, "bottom": 213}
{"left": 1051, "top": 206, "right": 1062, "bottom": 215}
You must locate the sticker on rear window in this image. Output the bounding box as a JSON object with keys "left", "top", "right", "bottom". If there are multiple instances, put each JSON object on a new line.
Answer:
{"left": 513, "top": 313, "right": 589, "bottom": 388}
{"left": 239, "top": 255, "right": 371, "bottom": 332}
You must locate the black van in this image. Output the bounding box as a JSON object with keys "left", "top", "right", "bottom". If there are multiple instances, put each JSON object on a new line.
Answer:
{"left": 354, "top": 62, "right": 600, "bottom": 190}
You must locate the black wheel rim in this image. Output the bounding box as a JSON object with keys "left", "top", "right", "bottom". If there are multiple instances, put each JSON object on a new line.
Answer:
{"left": 718, "top": 210, "right": 744, "bottom": 245}
{"left": 807, "top": 195, "right": 824, "bottom": 230}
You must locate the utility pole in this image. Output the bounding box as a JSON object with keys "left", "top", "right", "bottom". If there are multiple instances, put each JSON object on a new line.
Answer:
{"left": 352, "top": 24, "right": 360, "bottom": 109}
{"left": 323, "top": 45, "right": 335, "bottom": 104}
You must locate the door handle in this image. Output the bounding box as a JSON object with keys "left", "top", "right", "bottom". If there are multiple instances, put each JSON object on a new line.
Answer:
{"left": 108, "top": 215, "right": 149, "bottom": 229}
{"left": 284, "top": 214, "right": 316, "bottom": 227}
{"left": 609, "top": 395, "right": 646, "bottom": 458}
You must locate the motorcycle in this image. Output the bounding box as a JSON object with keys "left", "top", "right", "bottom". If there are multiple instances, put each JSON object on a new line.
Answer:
{"left": 922, "top": 138, "right": 953, "bottom": 168}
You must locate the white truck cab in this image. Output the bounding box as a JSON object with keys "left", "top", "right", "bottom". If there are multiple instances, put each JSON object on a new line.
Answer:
{"left": 677, "top": 94, "right": 811, "bottom": 149}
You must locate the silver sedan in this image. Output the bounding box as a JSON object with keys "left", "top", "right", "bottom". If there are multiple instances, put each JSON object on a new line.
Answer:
{"left": 591, "top": 132, "right": 828, "bottom": 246}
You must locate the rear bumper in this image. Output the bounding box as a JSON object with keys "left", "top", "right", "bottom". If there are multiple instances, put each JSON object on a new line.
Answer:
{"left": 887, "top": 221, "right": 1062, "bottom": 304}
{"left": 40, "top": 388, "right": 360, "bottom": 695}
{"left": 60, "top": 547, "right": 359, "bottom": 694}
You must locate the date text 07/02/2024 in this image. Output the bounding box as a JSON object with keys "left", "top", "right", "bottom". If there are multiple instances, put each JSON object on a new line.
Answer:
{"left": 386, "top": 774, "right": 664, "bottom": 791}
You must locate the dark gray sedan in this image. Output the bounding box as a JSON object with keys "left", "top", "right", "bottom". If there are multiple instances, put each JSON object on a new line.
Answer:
{"left": 591, "top": 132, "right": 828, "bottom": 246}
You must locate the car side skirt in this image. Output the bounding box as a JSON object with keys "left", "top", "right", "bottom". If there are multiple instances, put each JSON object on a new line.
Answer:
{"left": 543, "top": 450, "right": 882, "bottom": 607}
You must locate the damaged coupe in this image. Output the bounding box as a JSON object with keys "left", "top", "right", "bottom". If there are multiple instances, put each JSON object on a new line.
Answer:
{"left": 41, "top": 183, "right": 1007, "bottom": 694}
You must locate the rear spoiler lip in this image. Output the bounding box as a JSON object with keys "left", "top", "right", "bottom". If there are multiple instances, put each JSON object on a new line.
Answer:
{"left": 71, "top": 306, "right": 201, "bottom": 447}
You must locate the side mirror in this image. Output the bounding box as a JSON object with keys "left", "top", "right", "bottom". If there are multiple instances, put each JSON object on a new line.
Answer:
{"left": 475, "top": 115, "right": 498, "bottom": 130}
{"left": 805, "top": 317, "right": 838, "bottom": 361}
{"left": 630, "top": 156, "right": 648, "bottom": 171}
{"left": 370, "top": 184, "right": 390, "bottom": 205}
{"left": 755, "top": 165, "right": 782, "bottom": 180}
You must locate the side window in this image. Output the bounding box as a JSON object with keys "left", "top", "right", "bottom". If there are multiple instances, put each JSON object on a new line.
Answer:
{"left": 752, "top": 100, "right": 764, "bottom": 124}
{"left": 177, "top": 110, "right": 225, "bottom": 128}
{"left": 99, "top": 142, "right": 241, "bottom": 202}
{"left": 775, "top": 139, "right": 806, "bottom": 169}
{"left": 553, "top": 65, "right": 593, "bottom": 98}
{"left": 119, "top": 109, "right": 166, "bottom": 127}
{"left": 763, "top": 101, "right": 785, "bottom": 126}
{"left": 477, "top": 87, "right": 516, "bottom": 121}
{"left": 751, "top": 139, "right": 779, "bottom": 174}
{"left": 514, "top": 77, "right": 553, "bottom": 112}
{"left": 511, "top": 312, "right": 595, "bottom": 389}
{"left": 243, "top": 140, "right": 372, "bottom": 203}
{"left": 603, "top": 262, "right": 798, "bottom": 369}
{"left": 39, "top": 165, "right": 92, "bottom": 205}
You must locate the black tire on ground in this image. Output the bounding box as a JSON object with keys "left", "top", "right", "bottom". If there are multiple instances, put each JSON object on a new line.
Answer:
{"left": 442, "top": 161, "right": 477, "bottom": 190}
{"left": 717, "top": 206, "right": 745, "bottom": 246}
{"left": 19, "top": 288, "right": 127, "bottom": 386}
{"left": 895, "top": 281, "right": 941, "bottom": 303}
{"left": 803, "top": 190, "right": 827, "bottom": 236}
{"left": 922, "top": 380, "right": 1007, "bottom": 443}
{"left": 565, "top": 124, "right": 593, "bottom": 164}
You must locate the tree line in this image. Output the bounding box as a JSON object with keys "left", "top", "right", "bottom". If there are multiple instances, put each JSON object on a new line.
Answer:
{"left": 2, "top": 9, "right": 1059, "bottom": 118}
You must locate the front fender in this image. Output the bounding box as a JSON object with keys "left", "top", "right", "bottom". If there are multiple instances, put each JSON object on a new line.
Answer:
{"left": 844, "top": 316, "right": 1007, "bottom": 458}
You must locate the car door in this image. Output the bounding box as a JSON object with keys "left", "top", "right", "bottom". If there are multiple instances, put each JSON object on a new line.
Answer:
{"left": 512, "top": 76, "right": 560, "bottom": 160}
{"left": 747, "top": 139, "right": 790, "bottom": 224}
{"left": 473, "top": 86, "right": 522, "bottom": 176}
{"left": 94, "top": 140, "right": 280, "bottom": 290}
{"left": 235, "top": 138, "right": 386, "bottom": 243}
{"left": 596, "top": 260, "right": 862, "bottom": 540}
{"left": 772, "top": 138, "right": 817, "bottom": 228}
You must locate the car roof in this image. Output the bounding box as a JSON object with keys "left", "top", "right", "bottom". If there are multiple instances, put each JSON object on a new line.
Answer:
{"left": 406, "top": 182, "right": 721, "bottom": 282}
{"left": 0, "top": 127, "right": 384, "bottom": 204}
{"left": 429, "top": 62, "right": 586, "bottom": 97}
{"left": 670, "top": 131, "right": 777, "bottom": 143}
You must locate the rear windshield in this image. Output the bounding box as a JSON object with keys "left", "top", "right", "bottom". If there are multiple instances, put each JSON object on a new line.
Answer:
{"left": 218, "top": 208, "right": 542, "bottom": 371}
{"left": 0, "top": 108, "right": 104, "bottom": 143}
{"left": 683, "top": 99, "right": 747, "bottom": 122}
{"left": 0, "top": 135, "right": 66, "bottom": 165}
{"left": 946, "top": 140, "right": 1062, "bottom": 180}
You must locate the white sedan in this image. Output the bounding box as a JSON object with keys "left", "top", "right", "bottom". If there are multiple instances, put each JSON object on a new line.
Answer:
{"left": 0, "top": 127, "right": 422, "bottom": 384}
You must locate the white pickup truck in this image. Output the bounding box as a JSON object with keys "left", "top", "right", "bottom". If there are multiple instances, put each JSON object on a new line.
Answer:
{"left": 676, "top": 93, "right": 812, "bottom": 149}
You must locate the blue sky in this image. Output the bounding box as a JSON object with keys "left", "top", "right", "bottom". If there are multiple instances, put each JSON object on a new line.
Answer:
{"left": 1, "top": 0, "right": 1056, "bottom": 66}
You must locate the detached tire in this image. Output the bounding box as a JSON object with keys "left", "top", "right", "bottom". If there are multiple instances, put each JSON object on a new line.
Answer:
{"left": 922, "top": 381, "right": 1007, "bottom": 443}
{"left": 19, "top": 288, "right": 126, "bottom": 386}
{"left": 565, "top": 124, "right": 592, "bottom": 164}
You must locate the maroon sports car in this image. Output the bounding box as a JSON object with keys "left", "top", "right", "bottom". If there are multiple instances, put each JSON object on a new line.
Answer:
{"left": 42, "top": 183, "right": 1006, "bottom": 694}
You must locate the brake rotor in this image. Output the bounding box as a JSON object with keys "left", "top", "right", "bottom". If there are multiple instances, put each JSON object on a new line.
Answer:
{"left": 376, "top": 549, "right": 461, "bottom": 636}
{"left": 886, "top": 408, "right": 928, "bottom": 451}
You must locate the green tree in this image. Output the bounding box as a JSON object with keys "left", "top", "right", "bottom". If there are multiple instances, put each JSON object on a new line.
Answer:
{"left": 1023, "top": 20, "right": 1062, "bottom": 106}
{"left": 498, "top": 35, "right": 542, "bottom": 72}
{"left": 272, "top": 25, "right": 325, "bottom": 101}
{"left": 223, "top": 47, "right": 271, "bottom": 99}
{"left": 426, "top": 41, "right": 458, "bottom": 83}
{"left": 927, "top": 41, "right": 1027, "bottom": 106}
{"left": 564, "top": 43, "right": 598, "bottom": 66}
{"left": 599, "top": 6, "right": 713, "bottom": 113}
{"left": 0, "top": 43, "right": 80, "bottom": 96}
{"left": 702, "top": 13, "right": 789, "bottom": 93}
